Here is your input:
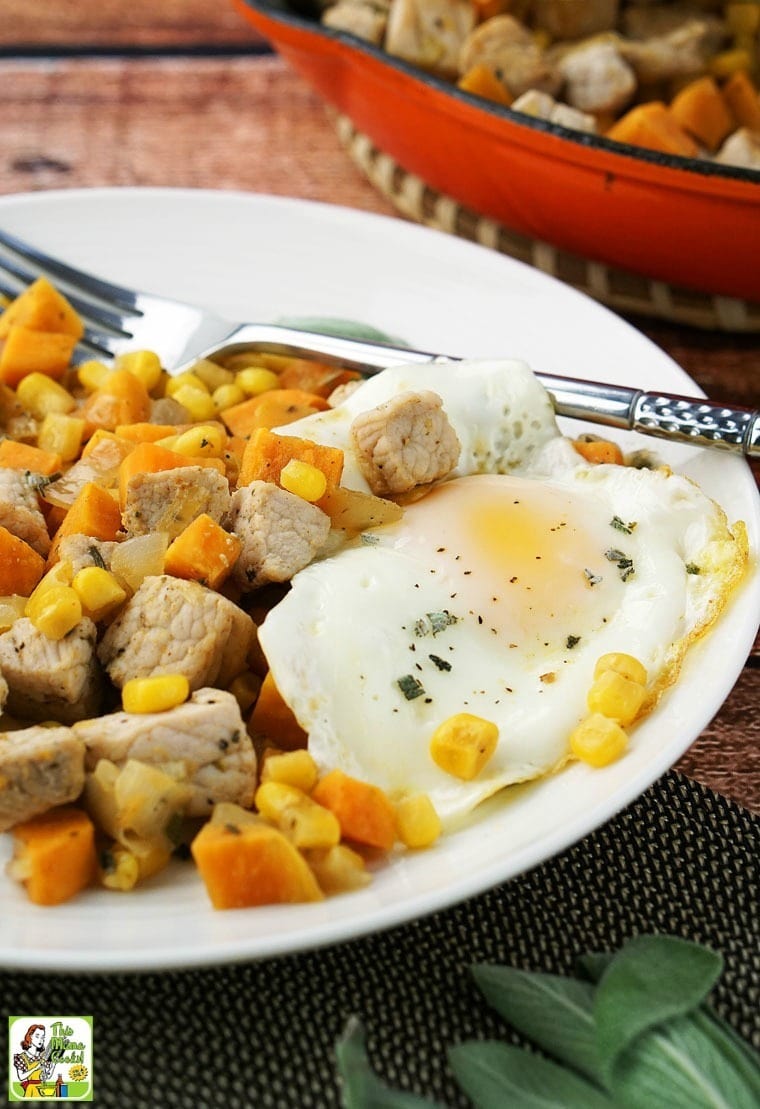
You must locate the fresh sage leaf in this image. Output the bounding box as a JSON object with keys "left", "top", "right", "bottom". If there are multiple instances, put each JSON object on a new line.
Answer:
{"left": 609, "top": 1011, "right": 760, "bottom": 1109}
{"left": 275, "top": 315, "right": 406, "bottom": 345}
{"left": 594, "top": 934, "right": 722, "bottom": 1078}
{"left": 575, "top": 951, "right": 615, "bottom": 983}
{"left": 471, "top": 964, "right": 603, "bottom": 1084}
{"left": 691, "top": 1009, "right": 760, "bottom": 1100}
{"left": 448, "top": 1041, "right": 615, "bottom": 1109}
{"left": 336, "top": 1018, "right": 443, "bottom": 1109}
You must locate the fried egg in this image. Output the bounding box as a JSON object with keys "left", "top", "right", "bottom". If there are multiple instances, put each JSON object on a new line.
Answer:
{"left": 260, "top": 361, "right": 748, "bottom": 825}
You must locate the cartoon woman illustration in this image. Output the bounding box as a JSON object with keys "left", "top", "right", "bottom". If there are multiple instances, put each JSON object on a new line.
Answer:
{"left": 13, "top": 1025, "right": 53, "bottom": 1098}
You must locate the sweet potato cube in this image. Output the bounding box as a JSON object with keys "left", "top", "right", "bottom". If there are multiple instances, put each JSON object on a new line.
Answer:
{"left": 48, "top": 481, "right": 123, "bottom": 565}
{"left": 0, "top": 438, "right": 63, "bottom": 476}
{"left": 237, "top": 427, "right": 344, "bottom": 491}
{"left": 10, "top": 806, "right": 97, "bottom": 906}
{"left": 275, "top": 359, "right": 362, "bottom": 398}
{"left": 606, "top": 101, "right": 699, "bottom": 158}
{"left": 458, "top": 63, "right": 513, "bottom": 106}
{"left": 311, "top": 769, "right": 397, "bottom": 851}
{"left": 249, "top": 671, "right": 308, "bottom": 751}
{"left": 670, "top": 76, "right": 735, "bottom": 150}
{"left": 164, "top": 513, "right": 241, "bottom": 589}
{"left": 0, "top": 325, "right": 78, "bottom": 386}
{"left": 221, "top": 389, "right": 330, "bottom": 437}
{"left": 0, "top": 526, "right": 46, "bottom": 596}
{"left": 81, "top": 368, "right": 151, "bottom": 432}
{"left": 0, "top": 276, "right": 84, "bottom": 340}
{"left": 191, "top": 819, "right": 323, "bottom": 908}
{"left": 721, "top": 69, "right": 760, "bottom": 132}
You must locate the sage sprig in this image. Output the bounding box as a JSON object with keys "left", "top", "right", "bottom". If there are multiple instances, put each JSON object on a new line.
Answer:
{"left": 336, "top": 935, "right": 760, "bottom": 1109}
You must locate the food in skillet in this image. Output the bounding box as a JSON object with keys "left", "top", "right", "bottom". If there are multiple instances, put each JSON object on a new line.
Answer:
{"left": 320, "top": 0, "right": 760, "bottom": 169}
{"left": 0, "top": 278, "right": 749, "bottom": 909}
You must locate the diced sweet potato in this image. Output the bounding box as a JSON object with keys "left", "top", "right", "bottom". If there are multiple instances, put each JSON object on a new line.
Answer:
{"left": 220, "top": 389, "right": 330, "bottom": 437}
{"left": 191, "top": 818, "right": 323, "bottom": 908}
{"left": 0, "top": 326, "right": 77, "bottom": 387}
{"left": 275, "top": 359, "right": 362, "bottom": 398}
{"left": 10, "top": 806, "right": 97, "bottom": 906}
{"left": 114, "top": 422, "right": 180, "bottom": 444}
{"left": 249, "top": 671, "right": 308, "bottom": 751}
{"left": 0, "top": 438, "right": 62, "bottom": 476}
{"left": 164, "top": 513, "right": 241, "bottom": 589}
{"left": 81, "top": 369, "right": 152, "bottom": 432}
{"left": 458, "top": 63, "right": 513, "bottom": 106}
{"left": 0, "top": 525, "right": 46, "bottom": 595}
{"left": 237, "top": 427, "right": 344, "bottom": 491}
{"left": 0, "top": 276, "right": 84, "bottom": 340}
{"left": 606, "top": 101, "right": 699, "bottom": 158}
{"left": 48, "top": 481, "right": 123, "bottom": 565}
{"left": 572, "top": 438, "right": 624, "bottom": 465}
{"left": 311, "top": 769, "right": 397, "bottom": 851}
{"left": 721, "top": 69, "right": 760, "bottom": 132}
{"left": 670, "top": 76, "right": 735, "bottom": 150}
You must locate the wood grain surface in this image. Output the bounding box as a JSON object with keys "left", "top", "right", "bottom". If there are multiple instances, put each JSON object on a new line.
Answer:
{"left": 0, "top": 49, "right": 757, "bottom": 811}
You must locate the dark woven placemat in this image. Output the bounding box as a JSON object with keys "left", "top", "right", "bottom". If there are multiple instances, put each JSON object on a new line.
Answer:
{"left": 1, "top": 770, "right": 757, "bottom": 1107}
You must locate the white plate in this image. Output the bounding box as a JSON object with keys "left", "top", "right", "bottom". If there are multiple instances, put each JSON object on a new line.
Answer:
{"left": 0, "top": 187, "right": 757, "bottom": 973}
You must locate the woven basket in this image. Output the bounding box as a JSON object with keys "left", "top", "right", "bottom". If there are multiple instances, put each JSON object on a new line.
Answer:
{"left": 334, "top": 114, "right": 760, "bottom": 333}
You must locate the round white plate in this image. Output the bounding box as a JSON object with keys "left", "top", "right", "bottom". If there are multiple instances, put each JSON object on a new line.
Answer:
{"left": 0, "top": 188, "right": 757, "bottom": 973}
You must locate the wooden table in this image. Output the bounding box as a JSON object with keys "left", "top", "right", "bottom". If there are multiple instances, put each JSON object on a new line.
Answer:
{"left": 1, "top": 2, "right": 758, "bottom": 808}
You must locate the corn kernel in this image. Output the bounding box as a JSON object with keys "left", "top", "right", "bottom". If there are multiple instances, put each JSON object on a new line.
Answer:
{"left": 171, "top": 384, "right": 217, "bottom": 422}
{"left": 709, "top": 48, "right": 753, "bottom": 77}
{"left": 394, "top": 792, "right": 442, "bottom": 848}
{"left": 570, "top": 713, "right": 628, "bottom": 767}
{"left": 171, "top": 424, "right": 226, "bottom": 458}
{"left": 122, "top": 674, "right": 190, "bottom": 714}
{"left": 77, "top": 359, "right": 111, "bottom": 393}
{"left": 100, "top": 844, "right": 140, "bottom": 891}
{"left": 429, "top": 713, "right": 499, "bottom": 780}
{"left": 16, "top": 373, "right": 76, "bottom": 419}
{"left": 190, "top": 358, "right": 235, "bottom": 392}
{"left": 228, "top": 670, "right": 262, "bottom": 714}
{"left": 28, "top": 560, "right": 74, "bottom": 606}
{"left": 114, "top": 350, "right": 163, "bottom": 392}
{"left": 260, "top": 749, "right": 319, "bottom": 793}
{"left": 37, "top": 412, "right": 86, "bottom": 462}
{"left": 72, "top": 566, "right": 128, "bottom": 621}
{"left": 165, "top": 372, "right": 209, "bottom": 398}
{"left": 279, "top": 800, "right": 341, "bottom": 849}
{"left": 235, "top": 367, "right": 280, "bottom": 396}
{"left": 212, "top": 383, "right": 246, "bottom": 411}
{"left": 154, "top": 434, "right": 179, "bottom": 451}
{"left": 254, "top": 780, "right": 307, "bottom": 823}
{"left": 587, "top": 670, "right": 645, "bottom": 725}
{"left": 280, "top": 459, "right": 327, "bottom": 503}
{"left": 25, "top": 584, "right": 82, "bottom": 639}
{"left": 305, "top": 844, "right": 370, "bottom": 893}
{"left": 593, "top": 652, "right": 647, "bottom": 687}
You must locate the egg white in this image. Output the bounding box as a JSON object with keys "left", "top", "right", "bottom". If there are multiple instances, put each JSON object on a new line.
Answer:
{"left": 261, "top": 361, "right": 749, "bottom": 825}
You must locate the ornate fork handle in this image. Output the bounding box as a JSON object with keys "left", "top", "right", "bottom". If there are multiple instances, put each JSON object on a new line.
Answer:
{"left": 633, "top": 393, "right": 760, "bottom": 455}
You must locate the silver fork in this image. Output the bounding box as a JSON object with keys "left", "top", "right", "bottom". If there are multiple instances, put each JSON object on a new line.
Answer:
{"left": 0, "top": 227, "right": 758, "bottom": 459}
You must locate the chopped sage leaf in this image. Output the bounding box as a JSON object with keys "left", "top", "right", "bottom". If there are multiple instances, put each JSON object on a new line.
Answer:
{"left": 610, "top": 515, "right": 637, "bottom": 534}
{"left": 89, "top": 545, "right": 107, "bottom": 569}
{"left": 360, "top": 532, "right": 379, "bottom": 546}
{"left": 397, "top": 674, "right": 426, "bottom": 700}
{"left": 584, "top": 568, "right": 603, "bottom": 587}
{"left": 428, "top": 654, "right": 452, "bottom": 672}
{"left": 566, "top": 634, "right": 581, "bottom": 649}
{"left": 413, "top": 610, "right": 459, "bottom": 637}
{"left": 686, "top": 562, "right": 701, "bottom": 575}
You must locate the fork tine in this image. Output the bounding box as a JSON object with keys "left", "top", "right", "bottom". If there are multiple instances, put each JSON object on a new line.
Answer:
{"left": 0, "top": 228, "right": 141, "bottom": 312}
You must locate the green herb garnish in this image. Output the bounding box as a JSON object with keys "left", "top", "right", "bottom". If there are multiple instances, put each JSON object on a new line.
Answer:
{"left": 610, "top": 516, "right": 637, "bottom": 534}
{"left": 566, "top": 635, "right": 581, "bottom": 649}
{"left": 686, "top": 562, "right": 702, "bottom": 575}
{"left": 428, "top": 654, "right": 452, "bottom": 672}
{"left": 584, "top": 568, "right": 602, "bottom": 587}
{"left": 605, "top": 548, "right": 635, "bottom": 582}
{"left": 337, "top": 935, "right": 760, "bottom": 1108}
{"left": 88, "top": 545, "right": 107, "bottom": 569}
{"left": 397, "top": 674, "right": 426, "bottom": 700}
{"left": 413, "top": 611, "right": 459, "bottom": 637}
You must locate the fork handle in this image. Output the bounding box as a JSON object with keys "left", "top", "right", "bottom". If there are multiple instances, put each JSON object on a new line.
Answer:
{"left": 215, "top": 324, "right": 760, "bottom": 459}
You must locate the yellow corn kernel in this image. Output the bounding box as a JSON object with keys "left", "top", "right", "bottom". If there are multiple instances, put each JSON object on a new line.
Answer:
{"left": 165, "top": 371, "right": 209, "bottom": 398}
{"left": 429, "top": 713, "right": 499, "bottom": 780}
{"left": 72, "top": 566, "right": 128, "bottom": 622}
{"left": 212, "top": 383, "right": 246, "bottom": 411}
{"left": 114, "top": 349, "right": 163, "bottom": 392}
{"left": 99, "top": 844, "right": 140, "bottom": 891}
{"left": 235, "top": 367, "right": 280, "bottom": 396}
{"left": 570, "top": 713, "right": 628, "bottom": 767}
{"left": 726, "top": 3, "right": 760, "bottom": 37}
{"left": 228, "top": 670, "right": 262, "bottom": 714}
{"left": 16, "top": 373, "right": 76, "bottom": 419}
{"left": 254, "top": 780, "right": 307, "bottom": 823}
{"left": 28, "top": 561, "right": 74, "bottom": 607}
{"left": 77, "top": 359, "right": 111, "bottom": 393}
{"left": 709, "top": 48, "right": 753, "bottom": 77}
{"left": 37, "top": 412, "right": 86, "bottom": 462}
{"left": 122, "top": 674, "right": 190, "bottom": 714}
{"left": 260, "top": 749, "right": 319, "bottom": 793}
{"left": 0, "top": 594, "right": 28, "bottom": 632}
{"left": 154, "top": 434, "right": 180, "bottom": 451}
{"left": 279, "top": 800, "right": 341, "bottom": 849}
{"left": 305, "top": 844, "right": 370, "bottom": 893}
{"left": 171, "top": 424, "right": 226, "bottom": 458}
{"left": 587, "top": 670, "right": 645, "bottom": 725}
{"left": 25, "top": 584, "right": 82, "bottom": 639}
{"left": 279, "top": 458, "right": 328, "bottom": 503}
{"left": 593, "top": 652, "right": 647, "bottom": 687}
{"left": 394, "top": 792, "right": 442, "bottom": 848}
{"left": 170, "top": 384, "right": 217, "bottom": 422}
{"left": 190, "top": 358, "right": 235, "bottom": 392}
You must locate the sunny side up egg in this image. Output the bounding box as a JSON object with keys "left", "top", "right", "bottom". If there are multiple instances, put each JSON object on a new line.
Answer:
{"left": 259, "top": 361, "right": 749, "bottom": 826}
